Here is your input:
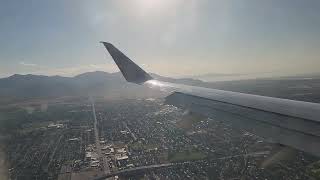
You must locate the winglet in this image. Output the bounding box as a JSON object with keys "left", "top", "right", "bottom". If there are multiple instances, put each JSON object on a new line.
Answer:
{"left": 101, "top": 42, "right": 153, "bottom": 84}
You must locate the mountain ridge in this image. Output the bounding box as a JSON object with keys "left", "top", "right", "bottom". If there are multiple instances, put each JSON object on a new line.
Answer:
{"left": 1, "top": 71, "right": 320, "bottom": 104}
{"left": 0, "top": 71, "right": 202, "bottom": 100}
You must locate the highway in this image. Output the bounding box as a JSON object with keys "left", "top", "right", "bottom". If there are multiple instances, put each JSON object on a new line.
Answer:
{"left": 94, "top": 163, "right": 174, "bottom": 180}
{"left": 90, "top": 98, "right": 110, "bottom": 175}
{"left": 93, "top": 151, "right": 270, "bottom": 180}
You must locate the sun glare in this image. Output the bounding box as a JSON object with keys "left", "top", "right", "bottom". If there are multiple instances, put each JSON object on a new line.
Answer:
{"left": 136, "top": 0, "right": 165, "bottom": 9}
{"left": 134, "top": 0, "right": 178, "bottom": 16}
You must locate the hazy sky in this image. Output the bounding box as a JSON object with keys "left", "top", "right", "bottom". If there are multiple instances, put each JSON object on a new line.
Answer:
{"left": 1, "top": 0, "right": 320, "bottom": 78}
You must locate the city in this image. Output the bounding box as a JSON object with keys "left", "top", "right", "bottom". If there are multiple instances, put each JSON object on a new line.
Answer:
{"left": 4, "top": 97, "right": 318, "bottom": 179}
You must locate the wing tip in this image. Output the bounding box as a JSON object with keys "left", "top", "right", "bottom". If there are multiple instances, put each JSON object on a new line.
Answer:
{"left": 100, "top": 41, "right": 153, "bottom": 84}
{"left": 100, "top": 41, "right": 112, "bottom": 47}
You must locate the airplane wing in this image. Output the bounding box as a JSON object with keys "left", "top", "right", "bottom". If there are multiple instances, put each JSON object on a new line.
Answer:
{"left": 101, "top": 42, "right": 320, "bottom": 157}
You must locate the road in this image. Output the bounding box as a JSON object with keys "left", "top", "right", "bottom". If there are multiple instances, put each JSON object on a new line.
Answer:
{"left": 94, "top": 151, "right": 270, "bottom": 180}
{"left": 91, "top": 98, "right": 110, "bottom": 175}
{"left": 47, "top": 134, "right": 63, "bottom": 170}
{"left": 94, "top": 163, "right": 174, "bottom": 180}
{"left": 122, "top": 122, "right": 137, "bottom": 141}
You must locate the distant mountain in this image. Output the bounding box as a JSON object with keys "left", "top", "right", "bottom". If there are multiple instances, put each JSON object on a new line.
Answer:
{"left": 0, "top": 71, "right": 205, "bottom": 101}
{"left": 190, "top": 72, "right": 320, "bottom": 82}
{"left": 1, "top": 71, "right": 320, "bottom": 103}
{"left": 150, "top": 73, "right": 203, "bottom": 86}
{"left": 0, "top": 74, "right": 75, "bottom": 98}
{"left": 191, "top": 73, "right": 240, "bottom": 78}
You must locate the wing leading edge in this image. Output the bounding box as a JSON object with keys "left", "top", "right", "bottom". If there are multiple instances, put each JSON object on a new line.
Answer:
{"left": 101, "top": 42, "right": 320, "bottom": 157}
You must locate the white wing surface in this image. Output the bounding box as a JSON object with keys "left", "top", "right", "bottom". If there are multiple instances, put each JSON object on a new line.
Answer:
{"left": 101, "top": 42, "right": 320, "bottom": 157}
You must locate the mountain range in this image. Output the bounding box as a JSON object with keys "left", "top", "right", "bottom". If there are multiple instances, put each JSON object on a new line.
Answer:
{"left": 1, "top": 71, "right": 320, "bottom": 104}
{"left": 0, "top": 71, "right": 203, "bottom": 102}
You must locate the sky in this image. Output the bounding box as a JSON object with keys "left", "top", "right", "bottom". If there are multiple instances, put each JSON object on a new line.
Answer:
{"left": 0, "top": 0, "right": 320, "bottom": 78}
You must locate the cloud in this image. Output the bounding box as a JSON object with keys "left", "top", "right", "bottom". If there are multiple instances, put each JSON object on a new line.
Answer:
{"left": 19, "top": 61, "right": 38, "bottom": 67}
